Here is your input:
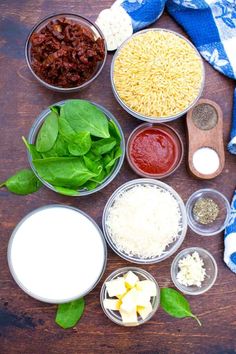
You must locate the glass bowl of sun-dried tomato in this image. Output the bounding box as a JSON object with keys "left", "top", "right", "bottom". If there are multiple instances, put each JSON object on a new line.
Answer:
{"left": 25, "top": 14, "right": 107, "bottom": 92}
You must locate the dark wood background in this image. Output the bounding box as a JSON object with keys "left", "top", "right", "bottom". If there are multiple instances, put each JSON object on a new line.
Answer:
{"left": 0, "top": 1, "right": 236, "bottom": 353}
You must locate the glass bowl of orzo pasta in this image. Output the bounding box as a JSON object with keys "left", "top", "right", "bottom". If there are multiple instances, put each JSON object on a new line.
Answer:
{"left": 111, "top": 28, "right": 205, "bottom": 123}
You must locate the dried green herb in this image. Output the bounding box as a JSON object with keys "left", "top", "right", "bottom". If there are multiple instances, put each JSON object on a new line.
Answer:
{"left": 193, "top": 198, "right": 219, "bottom": 225}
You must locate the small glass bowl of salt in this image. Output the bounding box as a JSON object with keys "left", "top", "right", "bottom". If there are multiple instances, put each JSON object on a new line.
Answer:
{"left": 171, "top": 247, "right": 218, "bottom": 295}
{"left": 186, "top": 188, "right": 230, "bottom": 236}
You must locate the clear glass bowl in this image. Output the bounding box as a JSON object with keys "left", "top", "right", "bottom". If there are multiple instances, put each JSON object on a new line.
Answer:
{"left": 102, "top": 179, "right": 187, "bottom": 264}
{"left": 27, "top": 100, "right": 125, "bottom": 196}
{"left": 110, "top": 28, "right": 205, "bottom": 123}
{"left": 100, "top": 267, "right": 160, "bottom": 326}
{"left": 8, "top": 204, "right": 107, "bottom": 303}
{"left": 25, "top": 13, "right": 107, "bottom": 93}
{"left": 171, "top": 247, "right": 218, "bottom": 295}
{"left": 186, "top": 189, "right": 230, "bottom": 236}
{"left": 126, "top": 123, "right": 184, "bottom": 178}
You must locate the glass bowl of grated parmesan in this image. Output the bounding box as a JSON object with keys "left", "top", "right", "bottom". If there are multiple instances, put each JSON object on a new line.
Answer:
{"left": 171, "top": 247, "right": 218, "bottom": 295}
{"left": 102, "top": 179, "right": 187, "bottom": 264}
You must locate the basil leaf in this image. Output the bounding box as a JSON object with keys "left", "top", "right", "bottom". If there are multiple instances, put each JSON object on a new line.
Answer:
{"left": 55, "top": 298, "right": 85, "bottom": 329}
{"left": 33, "top": 157, "right": 98, "bottom": 188}
{"left": 0, "top": 169, "right": 42, "bottom": 195}
{"left": 63, "top": 100, "right": 110, "bottom": 138}
{"left": 54, "top": 186, "right": 80, "bottom": 196}
{"left": 68, "top": 132, "right": 92, "bottom": 156}
{"left": 91, "top": 138, "right": 117, "bottom": 155}
{"left": 160, "top": 288, "right": 201, "bottom": 326}
{"left": 36, "top": 111, "right": 59, "bottom": 153}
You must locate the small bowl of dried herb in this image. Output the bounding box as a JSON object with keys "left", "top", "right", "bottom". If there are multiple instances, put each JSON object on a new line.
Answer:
{"left": 186, "top": 188, "right": 230, "bottom": 236}
{"left": 25, "top": 13, "right": 107, "bottom": 92}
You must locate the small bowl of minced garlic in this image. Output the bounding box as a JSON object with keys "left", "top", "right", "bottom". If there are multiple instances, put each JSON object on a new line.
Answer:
{"left": 171, "top": 247, "right": 218, "bottom": 295}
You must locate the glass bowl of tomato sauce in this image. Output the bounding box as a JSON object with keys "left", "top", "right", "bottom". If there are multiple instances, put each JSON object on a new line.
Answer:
{"left": 126, "top": 123, "right": 184, "bottom": 179}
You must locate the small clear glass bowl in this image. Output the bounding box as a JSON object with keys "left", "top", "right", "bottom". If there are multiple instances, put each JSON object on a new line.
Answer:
{"left": 171, "top": 247, "right": 218, "bottom": 295}
{"left": 126, "top": 123, "right": 184, "bottom": 179}
{"left": 27, "top": 100, "right": 125, "bottom": 196}
{"left": 25, "top": 13, "right": 107, "bottom": 93}
{"left": 100, "top": 267, "right": 160, "bottom": 326}
{"left": 111, "top": 28, "right": 205, "bottom": 123}
{"left": 102, "top": 179, "right": 187, "bottom": 263}
{"left": 186, "top": 189, "right": 230, "bottom": 236}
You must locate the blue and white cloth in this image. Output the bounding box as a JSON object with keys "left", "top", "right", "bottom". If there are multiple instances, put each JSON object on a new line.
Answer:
{"left": 224, "top": 191, "right": 236, "bottom": 273}
{"left": 165, "top": 0, "right": 236, "bottom": 274}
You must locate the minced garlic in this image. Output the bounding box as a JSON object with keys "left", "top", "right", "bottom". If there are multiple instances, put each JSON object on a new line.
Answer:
{"left": 177, "top": 251, "right": 206, "bottom": 287}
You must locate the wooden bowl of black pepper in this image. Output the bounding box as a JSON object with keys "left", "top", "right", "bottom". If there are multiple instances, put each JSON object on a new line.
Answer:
{"left": 25, "top": 13, "right": 107, "bottom": 92}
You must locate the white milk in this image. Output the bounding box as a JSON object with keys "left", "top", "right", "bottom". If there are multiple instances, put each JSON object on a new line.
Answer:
{"left": 8, "top": 206, "right": 106, "bottom": 303}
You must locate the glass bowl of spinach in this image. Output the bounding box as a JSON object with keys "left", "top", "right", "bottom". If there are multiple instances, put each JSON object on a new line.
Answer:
{"left": 26, "top": 99, "right": 125, "bottom": 196}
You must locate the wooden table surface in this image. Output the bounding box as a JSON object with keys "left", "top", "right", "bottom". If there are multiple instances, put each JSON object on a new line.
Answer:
{"left": 0, "top": 1, "right": 236, "bottom": 353}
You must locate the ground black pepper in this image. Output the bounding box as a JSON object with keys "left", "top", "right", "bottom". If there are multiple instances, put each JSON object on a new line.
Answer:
{"left": 192, "top": 104, "right": 218, "bottom": 130}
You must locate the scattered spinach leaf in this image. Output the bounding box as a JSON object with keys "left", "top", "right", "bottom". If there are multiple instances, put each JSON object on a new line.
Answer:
{"left": 160, "top": 288, "right": 201, "bottom": 326}
{"left": 63, "top": 100, "right": 110, "bottom": 138}
{"left": 36, "top": 111, "right": 59, "bottom": 153}
{"left": 55, "top": 298, "right": 85, "bottom": 329}
{"left": 0, "top": 169, "right": 42, "bottom": 195}
{"left": 68, "top": 132, "right": 91, "bottom": 156}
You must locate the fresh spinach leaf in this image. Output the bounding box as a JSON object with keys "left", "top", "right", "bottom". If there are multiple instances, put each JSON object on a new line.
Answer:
{"left": 33, "top": 157, "right": 98, "bottom": 188}
{"left": 41, "top": 134, "right": 69, "bottom": 158}
{"left": 58, "top": 115, "right": 77, "bottom": 142}
{"left": 85, "top": 151, "right": 101, "bottom": 162}
{"left": 22, "top": 136, "right": 42, "bottom": 159}
{"left": 50, "top": 105, "right": 61, "bottom": 115}
{"left": 55, "top": 298, "right": 85, "bottom": 329}
{"left": 91, "top": 138, "right": 117, "bottom": 155}
{"left": 108, "top": 120, "right": 121, "bottom": 141}
{"left": 68, "top": 132, "right": 92, "bottom": 156}
{"left": 160, "top": 288, "right": 201, "bottom": 326}
{"left": 36, "top": 111, "right": 59, "bottom": 153}
{"left": 105, "top": 146, "right": 122, "bottom": 173}
{"left": 84, "top": 180, "right": 99, "bottom": 191}
{"left": 83, "top": 156, "right": 102, "bottom": 175}
{"left": 0, "top": 169, "right": 42, "bottom": 195}
{"left": 54, "top": 186, "right": 80, "bottom": 196}
{"left": 63, "top": 100, "right": 110, "bottom": 138}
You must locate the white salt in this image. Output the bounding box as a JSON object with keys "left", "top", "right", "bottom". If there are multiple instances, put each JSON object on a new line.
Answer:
{"left": 8, "top": 206, "right": 106, "bottom": 303}
{"left": 193, "top": 147, "right": 220, "bottom": 175}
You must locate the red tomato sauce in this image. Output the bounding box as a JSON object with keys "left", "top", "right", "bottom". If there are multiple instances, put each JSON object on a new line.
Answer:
{"left": 129, "top": 127, "right": 178, "bottom": 175}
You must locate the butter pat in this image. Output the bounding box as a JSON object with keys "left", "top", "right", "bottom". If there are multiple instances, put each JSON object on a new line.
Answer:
{"left": 105, "top": 277, "right": 127, "bottom": 297}
{"left": 136, "top": 280, "right": 157, "bottom": 297}
{"left": 124, "top": 271, "right": 139, "bottom": 289}
{"left": 103, "top": 298, "right": 121, "bottom": 311}
{"left": 119, "top": 308, "right": 138, "bottom": 324}
{"left": 120, "top": 288, "right": 138, "bottom": 312}
{"left": 137, "top": 302, "right": 153, "bottom": 320}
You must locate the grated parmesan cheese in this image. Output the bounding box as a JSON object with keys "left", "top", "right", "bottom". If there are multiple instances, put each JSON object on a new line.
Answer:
{"left": 106, "top": 184, "right": 182, "bottom": 258}
{"left": 177, "top": 251, "right": 206, "bottom": 287}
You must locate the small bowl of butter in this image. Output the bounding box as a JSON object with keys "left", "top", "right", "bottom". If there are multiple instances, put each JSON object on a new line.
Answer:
{"left": 171, "top": 247, "right": 218, "bottom": 295}
{"left": 100, "top": 267, "right": 160, "bottom": 326}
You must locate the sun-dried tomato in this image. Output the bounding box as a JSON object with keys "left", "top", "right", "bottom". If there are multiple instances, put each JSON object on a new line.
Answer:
{"left": 30, "top": 17, "right": 105, "bottom": 88}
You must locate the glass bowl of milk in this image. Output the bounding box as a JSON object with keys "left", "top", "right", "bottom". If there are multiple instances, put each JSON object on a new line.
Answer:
{"left": 7, "top": 205, "right": 107, "bottom": 303}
